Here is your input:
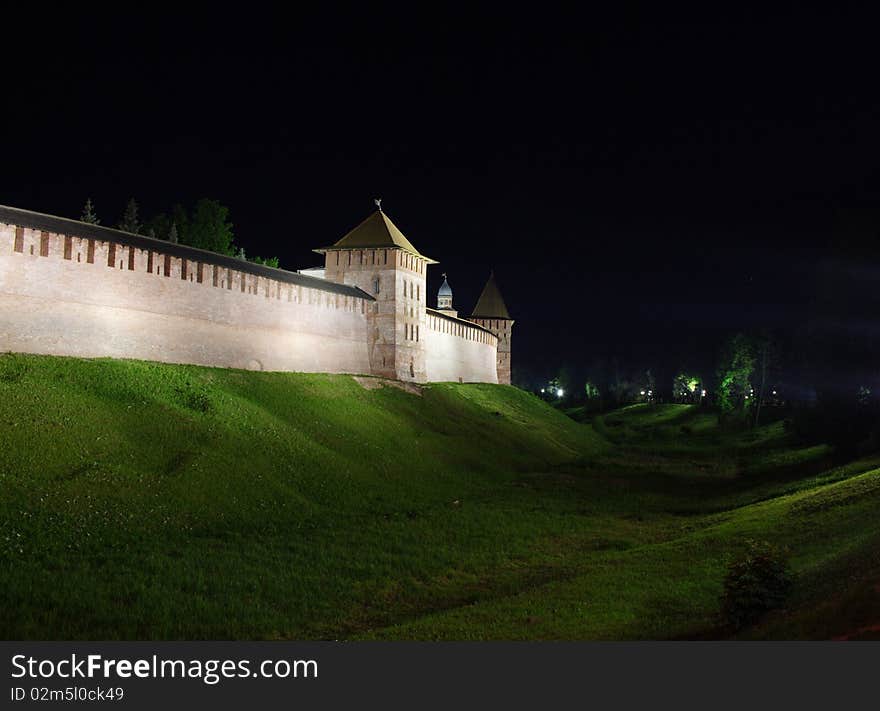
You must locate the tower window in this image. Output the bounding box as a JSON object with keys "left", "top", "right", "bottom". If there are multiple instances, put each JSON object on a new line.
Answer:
{"left": 373, "top": 277, "right": 380, "bottom": 294}
{"left": 13, "top": 227, "right": 24, "bottom": 253}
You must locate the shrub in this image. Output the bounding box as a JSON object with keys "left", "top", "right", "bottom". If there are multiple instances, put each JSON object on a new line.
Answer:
{"left": 720, "top": 540, "right": 793, "bottom": 629}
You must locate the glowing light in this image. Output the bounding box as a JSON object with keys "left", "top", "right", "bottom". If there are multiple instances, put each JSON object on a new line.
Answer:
{"left": 701, "top": 389, "right": 707, "bottom": 397}
{"left": 640, "top": 390, "right": 646, "bottom": 396}
{"left": 557, "top": 388, "right": 564, "bottom": 397}
{"left": 540, "top": 388, "right": 545, "bottom": 393}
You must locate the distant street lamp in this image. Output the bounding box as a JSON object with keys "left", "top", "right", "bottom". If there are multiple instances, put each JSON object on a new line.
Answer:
{"left": 557, "top": 388, "right": 564, "bottom": 398}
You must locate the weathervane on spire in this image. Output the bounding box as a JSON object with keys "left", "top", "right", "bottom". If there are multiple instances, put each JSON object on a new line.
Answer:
{"left": 442, "top": 272, "right": 447, "bottom": 279}
{"left": 374, "top": 198, "right": 382, "bottom": 211}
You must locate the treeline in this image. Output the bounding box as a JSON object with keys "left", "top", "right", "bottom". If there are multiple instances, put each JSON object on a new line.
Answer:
{"left": 535, "top": 332, "right": 780, "bottom": 417}
{"left": 78, "top": 198, "right": 280, "bottom": 268}
{"left": 531, "top": 328, "right": 880, "bottom": 456}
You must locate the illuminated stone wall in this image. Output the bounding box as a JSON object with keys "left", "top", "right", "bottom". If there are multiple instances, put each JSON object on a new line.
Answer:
{"left": 470, "top": 317, "right": 513, "bottom": 385}
{"left": 424, "top": 310, "right": 498, "bottom": 384}
{"left": 0, "top": 220, "right": 503, "bottom": 384}
{"left": 0, "top": 223, "right": 372, "bottom": 374}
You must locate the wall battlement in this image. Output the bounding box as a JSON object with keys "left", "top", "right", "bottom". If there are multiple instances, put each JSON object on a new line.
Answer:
{"left": 0, "top": 205, "right": 506, "bottom": 384}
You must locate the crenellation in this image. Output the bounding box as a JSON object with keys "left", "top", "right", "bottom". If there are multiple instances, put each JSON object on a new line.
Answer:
{"left": 0, "top": 204, "right": 510, "bottom": 384}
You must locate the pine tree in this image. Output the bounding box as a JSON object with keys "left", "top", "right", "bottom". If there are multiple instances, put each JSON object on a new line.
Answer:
{"left": 80, "top": 198, "right": 100, "bottom": 225}
{"left": 168, "top": 222, "right": 179, "bottom": 244}
{"left": 186, "top": 199, "right": 234, "bottom": 254}
{"left": 118, "top": 199, "right": 142, "bottom": 234}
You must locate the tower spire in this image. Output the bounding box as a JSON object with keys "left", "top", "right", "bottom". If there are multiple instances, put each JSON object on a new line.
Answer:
{"left": 374, "top": 197, "right": 382, "bottom": 211}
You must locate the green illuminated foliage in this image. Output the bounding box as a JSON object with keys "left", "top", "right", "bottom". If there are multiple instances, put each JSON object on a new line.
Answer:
{"left": 248, "top": 255, "right": 280, "bottom": 268}
{"left": 584, "top": 381, "right": 600, "bottom": 399}
{"left": 672, "top": 372, "right": 702, "bottom": 403}
{"left": 717, "top": 333, "right": 756, "bottom": 420}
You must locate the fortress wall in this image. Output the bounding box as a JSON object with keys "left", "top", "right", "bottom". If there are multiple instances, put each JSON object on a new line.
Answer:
{"left": 423, "top": 311, "right": 498, "bottom": 384}
{"left": 0, "top": 223, "right": 372, "bottom": 374}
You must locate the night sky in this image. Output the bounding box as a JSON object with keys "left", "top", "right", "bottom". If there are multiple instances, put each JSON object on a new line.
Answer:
{"left": 5, "top": 7, "right": 880, "bottom": 391}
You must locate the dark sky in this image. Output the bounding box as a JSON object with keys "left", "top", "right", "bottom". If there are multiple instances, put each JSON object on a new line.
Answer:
{"left": 5, "top": 6, "right": 880, "bottom": 389}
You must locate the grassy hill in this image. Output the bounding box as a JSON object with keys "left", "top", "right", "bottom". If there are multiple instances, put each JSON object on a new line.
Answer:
{"left": 1, "top": 353, "right": 878, "bottom": 639}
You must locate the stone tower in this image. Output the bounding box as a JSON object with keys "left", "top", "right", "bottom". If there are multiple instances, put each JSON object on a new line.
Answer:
{"left": 316, "top": 208, "right": 436, "bottom": 382}
{"left": 469, "top": 272, "right": 514, "bottom": 385}
{"left": 436, "top": 274, "right": 457, "bottom": 317}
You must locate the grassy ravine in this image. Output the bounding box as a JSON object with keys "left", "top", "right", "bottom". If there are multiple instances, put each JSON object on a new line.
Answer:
{"left": 1, "top": 355, "right": 878, "bottom": 640}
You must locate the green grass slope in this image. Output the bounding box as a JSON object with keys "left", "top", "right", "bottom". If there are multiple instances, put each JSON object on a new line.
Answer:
{"left": 1, "top": 355, "right": 878, "bottom": 640}
{"left": 0, "top": 354, "right": 605, "bottom": 639}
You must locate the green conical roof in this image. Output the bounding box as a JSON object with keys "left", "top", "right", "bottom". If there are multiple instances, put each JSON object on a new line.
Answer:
{"left": 472, "top": 272, "right": 511, "bottom": 319}
{"left": 315, "top": 210, "right": 437, "bottom": 263}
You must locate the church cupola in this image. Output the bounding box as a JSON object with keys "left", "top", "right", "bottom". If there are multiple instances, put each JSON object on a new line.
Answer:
{"left": 437, "top": 273, "right": 458, "bottom": 317}
{"left": 437, "top": 273, "right": 453, "bottom": 310}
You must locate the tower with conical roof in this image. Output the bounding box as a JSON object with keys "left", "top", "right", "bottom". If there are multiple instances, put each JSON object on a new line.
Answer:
{"left": 315, "top": 205, "right": 436, "bottom": 382}
{"left": 469, "top": 272, "right": 514, "bottom": 384}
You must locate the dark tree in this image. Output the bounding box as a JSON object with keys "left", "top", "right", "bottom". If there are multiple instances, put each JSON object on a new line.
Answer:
{"left": 80, "top": 198, "right": 100, "bottom": 225}
{"left": 717, "top": 333, "right": 756, "bottom": 423}
{"left": 752, "top": 333, "right": 779, "bottom": 428}
{"left": 145, "top": 212, "right": 171, "bottom": 241}
{"left": 118, "top": 199, "right": 142, "bottom": 234}
{"left": 185, "top": 199, "right": 234, "bottom": 254}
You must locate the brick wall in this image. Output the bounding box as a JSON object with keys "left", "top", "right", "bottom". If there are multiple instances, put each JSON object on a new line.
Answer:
{"left": 0, "top": 223, "right": 372, "bottom": 374}
{"left": 0, "top": 220, "right": 504, "bottom": 384}
{"left": 423, "top": 310, "right": 498, "bottom": 383}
